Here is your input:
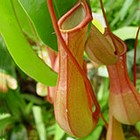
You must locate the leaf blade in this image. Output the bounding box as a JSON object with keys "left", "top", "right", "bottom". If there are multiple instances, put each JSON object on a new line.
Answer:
{"left": 19, "top": 0, "right": 77, "bottom": 50}
{"left": 0, "top": 0, "right": 57, "bottom": 86}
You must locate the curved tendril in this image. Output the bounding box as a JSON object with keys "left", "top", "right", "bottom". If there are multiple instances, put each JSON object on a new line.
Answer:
{"left": 99, "top": 0, "right": 119, "bottom": 55}
{"left": 47, "top": 0, "right": 102, "bottom": 119}
{"left": 133, "top": 26, "right": 140, "bottom": 86}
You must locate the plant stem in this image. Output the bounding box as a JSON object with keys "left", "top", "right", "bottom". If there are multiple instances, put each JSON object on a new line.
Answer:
{"left": 99, "top": 0, "right": 119, "bottom": 55}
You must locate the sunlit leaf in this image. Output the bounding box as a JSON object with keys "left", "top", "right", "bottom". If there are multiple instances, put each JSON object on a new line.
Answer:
{"left": 113, "top": 26, "right": 140, "bottom": 40}
{"left": 19, "top": 0, "right": 77, "bottom": 50}
{"left": 32, "top": 106, "right": 46, "bottom": 140}
{"left": 78, "top": 125, "right": 103, "bottom": 140}
{"left": 0, "top": 0, "right": 57, "bottom": 86}
{"left": 54, "top": 124, "right": 65, "bottom": 140}
{"left": 12, "top": 0, "right": 37, "bottom": 42}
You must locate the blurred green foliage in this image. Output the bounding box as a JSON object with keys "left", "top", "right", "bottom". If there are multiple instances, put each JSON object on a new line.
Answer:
{"left": 0, "top": 0, "right": 140, "bottom": 140}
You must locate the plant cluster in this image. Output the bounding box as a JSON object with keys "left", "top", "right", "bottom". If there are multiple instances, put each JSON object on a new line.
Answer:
{"left": 0, "top": 0, "right": 140, "bottom": 140}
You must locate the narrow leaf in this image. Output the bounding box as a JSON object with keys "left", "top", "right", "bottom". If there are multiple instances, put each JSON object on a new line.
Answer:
{"left": 32, "top": 106, "right": 46, "bottom": 140}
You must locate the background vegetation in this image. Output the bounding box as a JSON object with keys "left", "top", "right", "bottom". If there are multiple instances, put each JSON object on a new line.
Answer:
{"left": 0, "top": 0, "right": 140, "bottom": 140}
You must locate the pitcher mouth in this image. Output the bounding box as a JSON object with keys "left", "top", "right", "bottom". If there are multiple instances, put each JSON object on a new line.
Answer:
{"left": 104, "top": 29, "right": 127, "bottom": 56}
{"left": 58, "top": 1, "right": 92, "bottom": 33}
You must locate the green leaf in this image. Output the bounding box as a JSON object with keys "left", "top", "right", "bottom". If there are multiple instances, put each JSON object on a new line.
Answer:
{"left": 19, "top": 0, "right": 77, "bottom": 50}
{"left": 0, "top": 36, "right": 16, "bottom": 77}
{"left": 135, "top": 122, "right": 140, "bottom": 133}
{"left": 22, "top": 94, "right": 45, "bottom": 105}
{"left": 0, "top": 0, "right": 57, "bottom": 86}
{"left": 113, "top": 26, "right": 140, "bottom": 41}
{"left": 0, "top": 116, "right": 16, "bottom": 131}
{"left": 24, "top": 102, "right": 34, "bottom": 117}
{"left": 77, "top": 125, "right": 103, "bottom": 140}
{"left": 10, "top": 124, "right": 28, "bottom": 140}
{"left": 12, "top": 0, "right": 37, "bottom": 42}
{"left": 119, "top": 0, "right": 134, "bottom": 20}
{"left": 0, "top": 90, "right": 26, "bottom": 118}
{"left": 127, "top": 48, "right": 140, "bottom": 74}
{"left": 53, "top": 0, "right": 78, "bottom": 18}
{"left": 54, "top": 123, "right": 65, "bottom": 140}
{"left": 32, "top": 106, "right": 46, "bottom": 140}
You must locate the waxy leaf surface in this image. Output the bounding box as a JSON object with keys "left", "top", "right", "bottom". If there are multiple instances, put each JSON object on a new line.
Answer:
{"left": 0, "top": 0, "right": 57, "bottom": 86}
{"left": 19, "top": 0, "right": 77, "bottom": 50}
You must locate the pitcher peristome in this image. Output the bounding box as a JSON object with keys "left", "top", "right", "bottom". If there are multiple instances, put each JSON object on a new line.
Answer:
{"left": 85, "top": 24, "right": 118, "bottom": 65}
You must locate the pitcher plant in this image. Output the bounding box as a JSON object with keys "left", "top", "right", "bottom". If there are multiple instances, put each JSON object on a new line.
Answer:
{"left": 46, "top": 0, "right": 139, "bottom": 138}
